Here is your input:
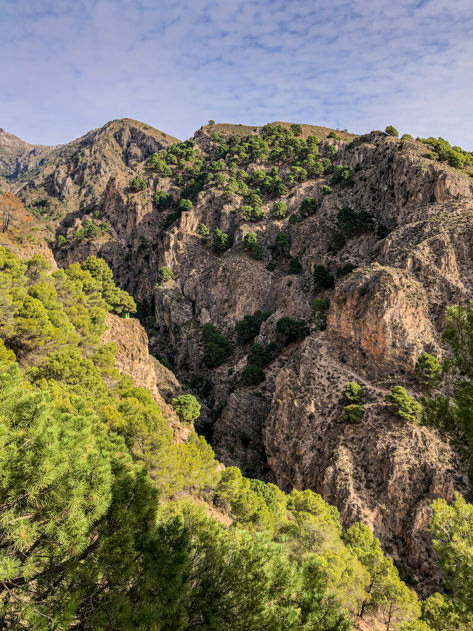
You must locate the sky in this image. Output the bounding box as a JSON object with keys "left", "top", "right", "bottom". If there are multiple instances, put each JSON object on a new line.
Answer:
{"left": 1, "top": 0, "right": 473, "bottom": 148}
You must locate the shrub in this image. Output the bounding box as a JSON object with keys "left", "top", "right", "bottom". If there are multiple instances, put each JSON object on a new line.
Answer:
{"left": 241, "top": 363, "right": 265, "bottom": 385}
{"left": 247, "top": 342, "right": 271, "bottom": 367}
{"left": 344, "top": 404, "right": 363, "bottom": 424}
{"left": 276, "top": 317, "right": 308, "bottom": 345}
{"left": 244, "top": 233, "right": 263, "bottom": 260}
{"left": 56, "top": 235, "right": 67, "bottom": 246}
{"left": 337, "top": 206, "right": 374, "bottom": 237}
{"left": 198, "top": 223, "right": 211, "bottom": 241}
{"left": 415, "top": 352, "right": 442, "bottom": 387}
{"left": 313, "top": 265, "right": 334, "bottom": 290}
{"left": 401, "top": 133, "right": 413, "bottom": 140}
{"left": 289, "top": 257, "right": 302, "bottom": 273}
{"left": 273, "top": 201, "right": 288, "bottom": 218}
{"left": 178, "top": 198, "right": 193, "bottom": 212}
{"left": 417, "top": 136, "right": 473, "bottom": 169}
{"left": 171, "top": 394, "right": 201, "bottom": 423}
{"left": 385, "top": 125, "right": 399, "bottom": 137}
{"left": 158, "top": 266, "right": 176, "bottom": 282}
{"left": 244, "top": 232, "right": 258, "bottom": 248}
{"left": 344, "top": 381, "right": 362, "bottom": 403}
{"left": 275, "top": 232, "right": 290, "bottom": 256}
{"left": 238, "top": 204, "right": 262, "bottom": 222}
{"left": 130, "top": 177, "right": 147, "bottom": 191}
{"left": 337, "top": 262, "right": 356, "bottom": 277}
{"left": 290, "top": 123, "right": 303, "bottom": 136}
{"left": 320, "top": 185, "right": 332, "bottom": 196}
{"left": 331, "top": 165, "right": 353, "bottom": 186}
{"left": 212, "top": 228, "right": 232, "bottom": 253}
{"left": 328, "top": 131, "right": 342, "bottom": 140}
{"left": 329, "top": 232, "right": 346, "bottom": 253}
{"left": 154, "top": 190, "right": 172, "bottom": 209}
{"left": 202, "top": 323, "right": 232, "bottom": 368}
{"left": 208, "top": 119, "right": 215, "bottom": 125}
{"left": 300, "top": 196, "right": 319, "bottom": 217}
{"left": 313, "top": 298, "right": 330, "bottom": 331}
{"left": 235, "top": 310, "right": 270, "bottom": 345}
{"left": 385, "top": 386, "right": 422, "bottom": 422}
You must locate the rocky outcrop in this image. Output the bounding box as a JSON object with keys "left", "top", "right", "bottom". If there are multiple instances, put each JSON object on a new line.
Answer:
{"left": 102, "top": 313, "right": 189, "bottom": 440}
{"left": 0, "top": 128, "right": 54, "bottom": 185}
{"left": 0, "top": 192, "right": 57, "bottom": 267}
{"left": 326, "top": 264, "right": 437, "bottom": 378}
{"left": 262, "top": 335, "right": 468, "bottom": 592}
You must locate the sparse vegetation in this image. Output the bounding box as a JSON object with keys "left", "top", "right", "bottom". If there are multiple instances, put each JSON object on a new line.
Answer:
{"left": 385, "top": 386, "right": 422, "bottom": 422}
{"left": 344, "top": 404, "right": 363, "bottom": 424}
{"left": 172, "top": 393, "right": 201, "bottom": 423}
{"left": 202, "top": 322, "right": 233, "bottom": 368}
{"left": 158, "top": 266, "right": 176, "bottom": 282}
{"left": 313, "top": 264, "right": 335, "bottom": 290}
{"left": 385, "top": 125, "right": 399, "bottom": 137}
{"left": 236, "top": 310, "right": 270, "bottom": 345}
{"left": 344, "top": 381, "right": 363, "bottom": 403}
{"left": 130, "top": 176, "right": 147, "bottom": 191}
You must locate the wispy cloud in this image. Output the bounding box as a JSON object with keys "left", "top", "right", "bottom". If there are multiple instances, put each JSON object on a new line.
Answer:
{"left": 1, "top": 0, "right": 472, "bottom": 148}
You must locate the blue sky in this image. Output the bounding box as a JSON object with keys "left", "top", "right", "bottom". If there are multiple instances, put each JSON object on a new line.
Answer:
{"left": 1, "top": 0, "right": 473, "bottom": 148}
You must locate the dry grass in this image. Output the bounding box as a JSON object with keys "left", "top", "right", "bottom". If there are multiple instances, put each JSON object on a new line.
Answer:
{"left": 203, "top": 120, "right": 358, "bottom": 141}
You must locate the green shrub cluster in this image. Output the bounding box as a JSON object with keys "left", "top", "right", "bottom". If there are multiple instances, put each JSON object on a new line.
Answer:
{"left": 415, "top": 352, "right": 441, "bottom": 387}
{"left": 418, "top": 136, "right": 473, "bottom": 169}
{"left": 202, "top": 322, "right": 233, "bottom": 368}
{"left": 154, "top": 189, "right": 172, "bottom": 209}
{"left": 235, "top": 309, "right": 270, "bottom": 345}
{"left": 385, "top": 386, "right": 422, "bottom": 422}
{"left": 172, "top": 393, "right": 201, "bottom": 423}
{"left": 385, "top": 125, "right": 399, "bottom": 137}
{"left": 275, "top": 316, "right": 308, "bottom": 345}
{"left": 130, "top": 176, "right": 147, "bottom": 191}
{"left": 337, "top": 206, "right": 374, "bottom": 237}
{"left": 243, "top": 232, "right": 263, "bottom": 259}
{"left": 300, "top": 196, "right": 319, "bottom": 217}
{"left": 313, "top": 297, "right": 330, "bottom": 330}
{"left": 198, "top": 223, "right": 211, "bottom": 241}
{"left": 313, "top": 264, "right": 335, "bottom": 291}
{"left": 331, "top": 165, "right": 353, "bottom": 186}
{"left": 158, "top": 266, "right": 176, "bottom": 282}
{"left": 212, "top": 228, "right": 232, "bottom": 253}
{"left": 273, "top": 200, "right": 288, "bottom": 218}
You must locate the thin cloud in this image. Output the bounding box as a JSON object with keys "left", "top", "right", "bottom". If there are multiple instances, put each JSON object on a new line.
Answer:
{"left": 0, "top": 0, "right": 472, "bottom": 148}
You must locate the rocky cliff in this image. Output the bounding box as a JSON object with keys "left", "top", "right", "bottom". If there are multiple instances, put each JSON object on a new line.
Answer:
{"left": 2, "top": 118, "right": 473, "bottom": 592}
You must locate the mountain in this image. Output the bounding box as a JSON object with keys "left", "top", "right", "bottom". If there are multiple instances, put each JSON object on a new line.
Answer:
{"left": 0, "top": 128, "right": 54, "bottom": 187}
{"left": 2, "top": 119, "right": 473, "bottom": 628}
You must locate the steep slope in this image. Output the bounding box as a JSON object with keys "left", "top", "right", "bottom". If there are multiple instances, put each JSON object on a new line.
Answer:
{"left": 0, "top": 128, "right": 54, "bottom": 188}
{"left": 8, "top": 118, "right": 179, "bottom": 220}
{"left": 7, "top": 119, "right": 473, "bottom": 592}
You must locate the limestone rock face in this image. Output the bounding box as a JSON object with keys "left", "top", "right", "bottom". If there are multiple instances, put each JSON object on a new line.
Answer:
{"left": 102, "top": 313, "right": 188, "bottom": 440}
{"left": 326, "top": 264, "right": 437, "bottom": 378}
{"left": 263, "top": 335, "right": 467, "bottom": 592}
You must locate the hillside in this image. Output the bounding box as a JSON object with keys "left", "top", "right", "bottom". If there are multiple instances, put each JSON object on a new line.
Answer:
{"left": 1, "top": 119, "right": 473, "bottom": 630}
